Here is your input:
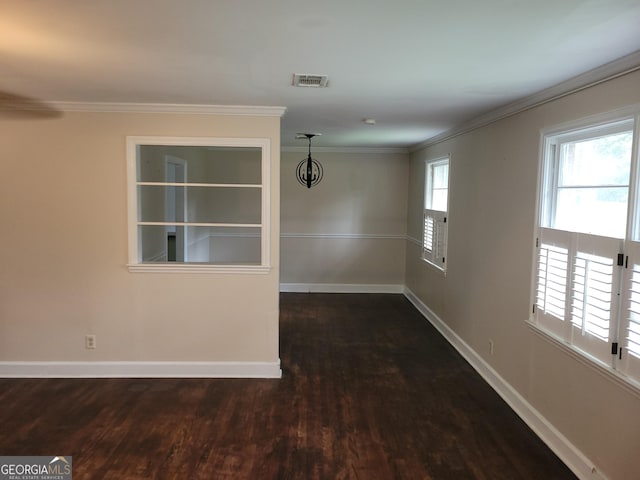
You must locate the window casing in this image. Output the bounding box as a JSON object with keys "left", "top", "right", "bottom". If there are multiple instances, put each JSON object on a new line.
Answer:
{"left": 126, "top": 136, "right": 271, "bottom": 274}
{"left": 423, "top": 157, "right": 449, "bottom": 271}
{"left": 533, "top": 111, "right": 640, "bottom": 387}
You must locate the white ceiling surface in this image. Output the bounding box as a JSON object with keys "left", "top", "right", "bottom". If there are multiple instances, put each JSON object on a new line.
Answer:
{"left": 2, "top": 0, "right": 640, "bottom": 149}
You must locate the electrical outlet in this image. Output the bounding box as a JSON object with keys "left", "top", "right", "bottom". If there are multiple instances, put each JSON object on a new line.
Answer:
{"left": 489, "top": 339, "right": 494, "bottom": 355}
{"left": 85, "top": 334, "right": 96, "bottom": 350}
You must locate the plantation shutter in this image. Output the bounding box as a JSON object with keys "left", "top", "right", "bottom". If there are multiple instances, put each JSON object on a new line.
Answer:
{"left": 535, "top": 228, "right": 622, "bottom": 366}
{"left": 569, "top": 232, "right": 621, "bottom": 366}
{"left": 423, "top": 209, "right": 447, "bottom": 270}
{"left": 535, "top": 229, "right": 571, "bottom": 338}
{"left": 619, "top": 241, "right": 640, "bottom": 381}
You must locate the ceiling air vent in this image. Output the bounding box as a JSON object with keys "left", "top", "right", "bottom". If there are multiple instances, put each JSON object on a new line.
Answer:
{"left": 292, "top": 74, "right": 329, "bottom": 88}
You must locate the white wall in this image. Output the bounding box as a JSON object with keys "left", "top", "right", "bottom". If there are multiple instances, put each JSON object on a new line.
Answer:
{"left": 0, "top": 111, "right": 281, "bottom": 376}
{"left": 405, "top": 70, "right": 640, "bottom": 479}
{"left": 280, "top": 150, "right": 409, "bottom": 289}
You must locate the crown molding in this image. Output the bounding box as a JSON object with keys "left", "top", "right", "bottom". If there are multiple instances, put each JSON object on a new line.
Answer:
{"left": 49, "top": 102, "right": 287, "bottom": 117}
{"left": 282, "top": 146, "right": 408, "bottom": 154}
{"left": 410, "top": 49, "right": 640, "bottom": 152}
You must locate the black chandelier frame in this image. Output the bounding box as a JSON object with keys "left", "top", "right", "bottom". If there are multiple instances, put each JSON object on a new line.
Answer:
{"left": 296, "top": 133, "right": 323, "bottom": 188}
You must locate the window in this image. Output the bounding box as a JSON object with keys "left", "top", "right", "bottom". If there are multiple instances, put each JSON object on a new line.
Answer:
{"left": 423, "top": 156, "right": 449, "bottom": 271}
{"left": 540, "top": 121, "right": 633, "bottom": 238}
{"left": 533, "top": 112, "right": 640, "bottom": 386}
{"left": 126, "top": 136, "right": 271, "bottom": 273}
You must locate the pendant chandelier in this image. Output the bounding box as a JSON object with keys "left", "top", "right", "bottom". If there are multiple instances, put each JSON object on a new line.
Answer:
{"left": 296, "top": 133, "right": 323, "bottom": 188}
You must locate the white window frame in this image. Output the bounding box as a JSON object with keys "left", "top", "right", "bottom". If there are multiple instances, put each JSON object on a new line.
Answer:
{"left": 164, "top": 155, "right": 187, "bottom": 262}
{"left": 126, "top": 136, "right": 271, "bottom": 274}
{"left": 539, "top": 118, "right": 635, "bottom": 236}
{"left": 423, "top": 156, "right": 450, "bottom": 272}
{"left": 531, "top": 107, "right": 640, "bottom": 392}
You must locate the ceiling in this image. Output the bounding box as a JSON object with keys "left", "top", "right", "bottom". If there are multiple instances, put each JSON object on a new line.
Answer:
{"left": 2, "top": 0, "right": 640, "bottom": 149}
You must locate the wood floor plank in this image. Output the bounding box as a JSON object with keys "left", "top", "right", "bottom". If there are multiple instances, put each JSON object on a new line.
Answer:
{"left": 0, "top": 293, "right": 576, "bottom": 479}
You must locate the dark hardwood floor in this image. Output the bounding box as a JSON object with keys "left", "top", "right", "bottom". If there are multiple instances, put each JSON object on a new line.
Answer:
{"left": 0, "top": 293, "right": 576, "bottom": 479}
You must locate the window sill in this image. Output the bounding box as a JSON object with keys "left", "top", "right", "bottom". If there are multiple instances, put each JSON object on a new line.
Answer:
{"left": 421, "top": 257, "right": 447, "bottom": 275}
{"left": 526, "top": 320, "right": 640, "bottom": 399}
{"left": 127, "top": 264, "right": 272, "bottom": 274}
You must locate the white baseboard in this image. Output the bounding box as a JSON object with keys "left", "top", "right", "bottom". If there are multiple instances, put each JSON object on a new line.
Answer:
{"left": 403, "top": 287, "right": 606, "bottom": 480}
{"left": 280, "top": 283, "right": 404, "bottom": 294}
{"left": 0, "top": 360, "right": 282, "bottom": 379}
